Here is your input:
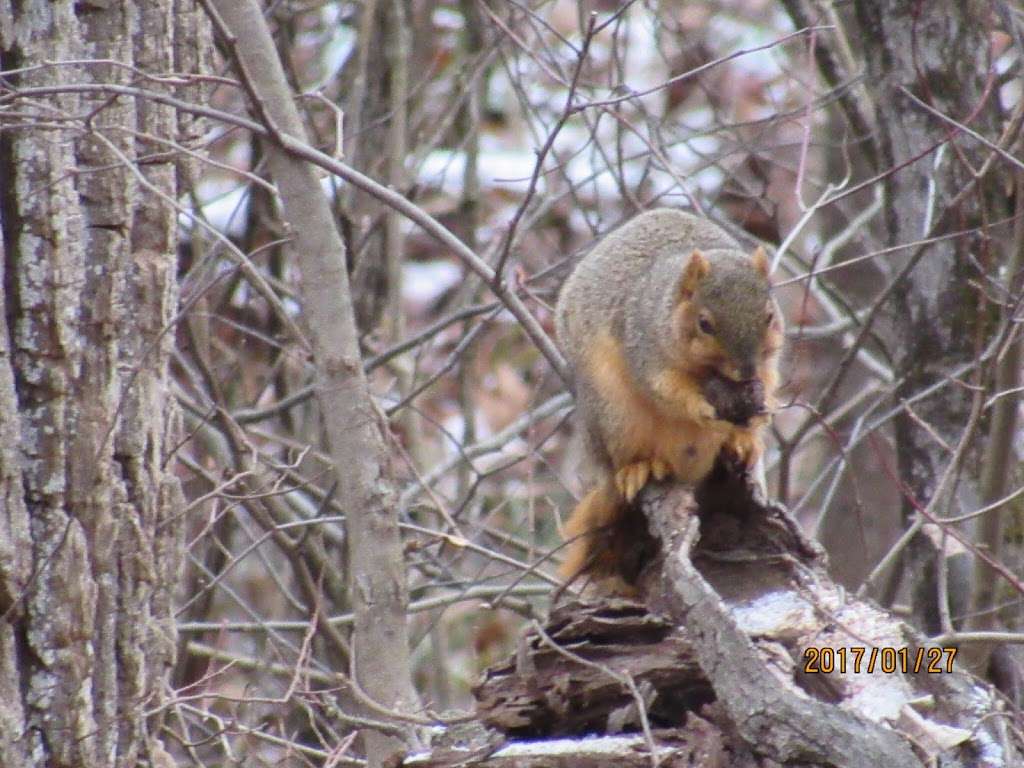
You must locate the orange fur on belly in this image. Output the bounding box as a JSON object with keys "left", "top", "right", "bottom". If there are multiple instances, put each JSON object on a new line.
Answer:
{"left": 585, "top": 330, "right": 729, "bottom": 486}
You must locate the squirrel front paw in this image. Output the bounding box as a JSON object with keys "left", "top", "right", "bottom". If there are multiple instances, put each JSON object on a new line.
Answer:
{"left": 680, "top": 389, "right": 717, "bottom": 421}
{"left": 723, "top": 430, "right": 762, "bottom": 469}
{"left": 614, "top": 462, "right": 649, "bottom": 501}
{"left": 649, "top": 458, "right": 671, "bottom": 481}
{"left": 694, "top": 397, "right": 718, "bottom": 422}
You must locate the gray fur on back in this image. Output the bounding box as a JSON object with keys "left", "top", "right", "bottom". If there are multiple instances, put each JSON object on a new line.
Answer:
{"left": 555, "top": 208, "right": 744, "bottom": 379}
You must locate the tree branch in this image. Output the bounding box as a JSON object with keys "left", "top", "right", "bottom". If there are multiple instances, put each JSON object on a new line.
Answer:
{"left": 202, "top": 0, "right": 421, "bottom": 762}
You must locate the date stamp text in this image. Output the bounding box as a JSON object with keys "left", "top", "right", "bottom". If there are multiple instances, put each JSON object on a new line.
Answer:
{"left": 802, "top": 646, "right": 957, "bottom": 674}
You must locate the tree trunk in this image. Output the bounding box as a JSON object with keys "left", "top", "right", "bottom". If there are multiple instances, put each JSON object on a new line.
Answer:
{"left": 0, "top": 2, "right": 203, "bottom": 765}
{"left": 848, "top": 0, "right": 1007, "bottom": 510}
{"left": 790, "top": 0, "right": 1017, "bottom": 632}
{"left": 850, "top": 0, "right": 1013, "bottom": 635}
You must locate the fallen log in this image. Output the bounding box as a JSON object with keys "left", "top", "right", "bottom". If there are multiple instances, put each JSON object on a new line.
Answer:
{"left": 411, "top": 463, "right": 1021, "bottom": 767}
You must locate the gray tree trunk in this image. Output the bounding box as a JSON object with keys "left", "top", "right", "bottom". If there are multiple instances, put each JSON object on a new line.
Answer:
{"left": 788, "top": 0, "right": 1016, "bottom": 631}
{"left": 845, "top": 0, "right": 1014, "bottom": 631}
{"left": 0, "top": 2, "right": 203, "bottom": 765}
{"left": 849, "top": 0, "right": 1007, "bottom": 503}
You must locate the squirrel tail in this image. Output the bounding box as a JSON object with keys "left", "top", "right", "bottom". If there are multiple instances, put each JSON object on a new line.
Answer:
{"left": 559, "top": 480, "right": 621, "bottom": 583}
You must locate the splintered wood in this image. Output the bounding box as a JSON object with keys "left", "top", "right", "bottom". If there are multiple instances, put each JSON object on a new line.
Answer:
{"left": 473, "top": 601, "right": 707, "bottom": 737}
{"left": 446, "top": 464, "right": 1021, "bottom": 768}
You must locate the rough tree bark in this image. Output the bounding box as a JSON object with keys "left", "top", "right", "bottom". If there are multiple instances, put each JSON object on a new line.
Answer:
{"left": 0, "top": 1, "right": 204, "bottom": 766}
{"left": 847, "top": 1, "right": 1020, "bottom": 656}
{"left": 849, "top": 0, "right": 1010, "bottom": 510}
{"left": 203, "top": 0, "right": 422, "bottom": 763}
{"left": 448, "top": 475, "right": 1021, "bottom": 767}
{"left": 789, "top": 0, "right": 1018, "bottom": 635}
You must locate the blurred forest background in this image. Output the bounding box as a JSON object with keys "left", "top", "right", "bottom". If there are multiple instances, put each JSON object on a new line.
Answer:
{"left": 1, "top": 0, "right": 1022, "bottom": 766}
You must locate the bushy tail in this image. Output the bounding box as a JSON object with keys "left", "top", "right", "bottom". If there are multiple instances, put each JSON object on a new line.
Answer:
{"left": 559, "top": 480, "right": 626, "bottom": 584}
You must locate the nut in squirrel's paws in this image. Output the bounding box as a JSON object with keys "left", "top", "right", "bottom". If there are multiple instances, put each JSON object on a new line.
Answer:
{"left": 702, "top": 374, "right": 765, "bottom": 426}
{"left": 614, "top": 459, "right": 670, "bottom": 501}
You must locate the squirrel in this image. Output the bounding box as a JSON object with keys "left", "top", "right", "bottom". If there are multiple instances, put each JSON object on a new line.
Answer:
{"left": 555, "top": 208, "right": 783, "bottom": 592}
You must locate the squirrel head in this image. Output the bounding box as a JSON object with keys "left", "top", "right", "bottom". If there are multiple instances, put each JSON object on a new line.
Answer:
{"left": 671, "top": 246, "right": 782, "bottom": 381}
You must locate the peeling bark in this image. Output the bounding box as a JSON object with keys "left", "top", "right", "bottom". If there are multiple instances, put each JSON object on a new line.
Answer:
{"left": 458, "top": 470, "right": 1022, "bottom": 767}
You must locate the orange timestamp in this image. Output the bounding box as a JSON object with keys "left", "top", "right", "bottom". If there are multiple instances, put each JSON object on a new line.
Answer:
{"left": 802, "top": 646, "right": 957, "bottom": 674}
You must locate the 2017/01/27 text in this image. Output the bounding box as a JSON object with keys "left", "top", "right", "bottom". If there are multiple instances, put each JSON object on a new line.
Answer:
{"left": 802, "top": 646, "right": 957, "bottom": 674}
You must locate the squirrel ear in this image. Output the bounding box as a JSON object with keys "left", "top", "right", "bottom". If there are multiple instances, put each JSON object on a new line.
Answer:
{"left": 678, "top": 250, "right": 710, "bottom": 300}
{"left": 751, "top": 245, "right": 770, "bottom": 277}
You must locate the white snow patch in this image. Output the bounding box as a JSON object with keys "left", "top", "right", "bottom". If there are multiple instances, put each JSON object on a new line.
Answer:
{"left": 491, "top": 734, "right": 666, "bottom": 756}
{"left": 418, "top": 148, "right": 538, "bottom": 196}
{"left": 432, "top": 6, "right": 464, "bottom": 30}
{"left": 403, "top": 260, "right": 462, "bottom": 304}
{"left": 178, "top": 182, "right": 251, "bottom": 237}
{"left": 730, "top": 590, "right": 816, "bottom": 636}
{"left": 843, "top": 675, "right": 913, "bottom": 722}
{"left": 405, "top": 734, "right": 676, "bottom": 764}
{"left": 311, "top": 24, "right": 355, "bottom": 90}
{"left": 708, "top": 11, "right": 794, "bottom": 79}
{"left": 971, "top": 726, "right": 1006, "bottom": 766}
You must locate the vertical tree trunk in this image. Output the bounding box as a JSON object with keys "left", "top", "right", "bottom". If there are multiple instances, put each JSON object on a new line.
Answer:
{"left": 838, "top": 1, "right": 1014, "bottom": 628}
{"left": 0, "top": 2, "right": 203, "bottom": 765}
{"left": 850, "top": 0, "right": 1005, "bottom": 505}
{"left": 345, "top": 0, "right": 413, "bottom": 337}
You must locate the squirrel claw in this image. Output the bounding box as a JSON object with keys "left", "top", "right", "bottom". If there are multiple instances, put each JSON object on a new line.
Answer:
{"left": 650, "top": 458, "right": 671, "bottom": 481}
{"left": 723, "top": 431, "right": 761, "bottom": 469}
{"left": 615, "top": 462, "right": 651, "bottom": 502}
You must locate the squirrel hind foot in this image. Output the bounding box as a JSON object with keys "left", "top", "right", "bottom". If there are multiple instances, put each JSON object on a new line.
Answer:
{"left": 614, "top": 458, "right": 670, "bottom": 501}
{"left": 614, "top": 462, "right": 650, "bottom": 502}
{"left": 722, "top": 429, "right": 762, "bottom": 469}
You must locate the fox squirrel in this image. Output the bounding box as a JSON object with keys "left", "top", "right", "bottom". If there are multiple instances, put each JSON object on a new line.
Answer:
{"left": 555, "top": 208, "right": 783, "bottom": 591}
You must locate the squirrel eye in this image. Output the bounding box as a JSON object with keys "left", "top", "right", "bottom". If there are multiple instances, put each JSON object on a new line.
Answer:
{"left": 698, "top": 315, "right": 715, "bottom": 335}
{"left": 766, "top": 310, "right": 774, "bottom": 326}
